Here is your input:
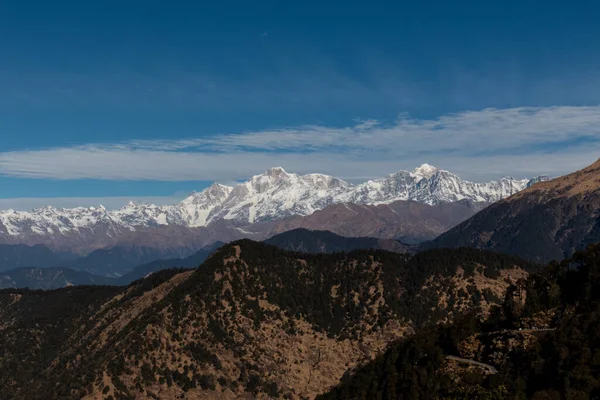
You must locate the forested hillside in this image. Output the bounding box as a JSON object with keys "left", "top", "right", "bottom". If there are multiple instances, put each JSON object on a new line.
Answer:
{"left": 0, "top": 241, "right": 533, "bottom": 399}
{"left": 319, "top": 243, "right": 600, "bottom": 400}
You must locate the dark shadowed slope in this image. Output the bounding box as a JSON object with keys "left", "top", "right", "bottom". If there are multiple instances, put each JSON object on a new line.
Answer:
{"left": 264, "top": 228, "right": 410, "bottom": 254}
{"left": 428, "top": 159, "right": 600, "bottom": 263}
{"left": 268, "top": 199, "right": 484, "bottom": 243}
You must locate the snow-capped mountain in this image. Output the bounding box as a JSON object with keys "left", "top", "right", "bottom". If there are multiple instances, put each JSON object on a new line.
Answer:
{"left": 209, "top": 167, "right": 351, "bottom": 224}
{"left": 0, "top": 164, "right": 542, "bottom": 252}
{"left": 342, "top": 164, "right": 531, "bottom": 205}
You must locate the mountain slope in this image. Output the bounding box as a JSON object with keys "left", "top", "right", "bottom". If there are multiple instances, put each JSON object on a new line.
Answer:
{"left": 318, "top": 243, "right": 600, "bottom": 400}
{"left": 269, "top": 199, "right": 484, "bottom": 243}
{"left": 429, "top": 158, "right": 600, "bottom": 262}
{"left": 0, "top": 165, "right": 539, "bottom": 253}
{"left": 0, "top": 242, "right": 533, "bottom": 399}
{"left": 264, "top": 228, "right": 409, "bottom": 253}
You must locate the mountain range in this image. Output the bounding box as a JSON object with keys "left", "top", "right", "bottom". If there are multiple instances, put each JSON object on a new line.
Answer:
{"left": 0, "top": 198, "right": 480, "bottom": 278}
{"left": 0, "top": 164, "right": 540, "bottom": 255}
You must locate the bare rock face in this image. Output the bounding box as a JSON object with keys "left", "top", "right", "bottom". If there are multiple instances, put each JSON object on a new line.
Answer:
{"left": 429, "top": 158, "right": 600, "bottom": 262}
{"left": 0, "top": 165, "right": 537, "bottom": 254}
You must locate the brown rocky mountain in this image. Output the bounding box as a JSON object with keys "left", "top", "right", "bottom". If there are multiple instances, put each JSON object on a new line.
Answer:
{"left": 108, "top": 199, "right": 481, "bottom": 254}
{"left": 429, "top": 159, "right": 600, "bottom": 263}
{"left": 267, "top": 199, "right": 484, "bottom": 244}
{"left": 0, "top": 241, "right": 533, "bottom": 399}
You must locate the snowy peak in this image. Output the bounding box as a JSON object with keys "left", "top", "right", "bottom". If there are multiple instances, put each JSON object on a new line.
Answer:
{"left": 181, "top": 183, "right": 233, "bottom": 206}
{"left": 211, "top": 169, "right": 352, "bottom": 224}
{"left": 339, "top": 166, "right": 530, "bottom": 206}
{"left": 176, "top": 183, "right": 234, "bottom": 227}
{"left": 411, "top": 163, "right": 440, "bottom": 179}
{"left": 264, "top": 166, "right": 288, "bottom": 178}
{"left": 416, "top": 170, "right": 529, "bottom": 204}
{"left": 0, "top": 165, "right": 541, "bottom": 243}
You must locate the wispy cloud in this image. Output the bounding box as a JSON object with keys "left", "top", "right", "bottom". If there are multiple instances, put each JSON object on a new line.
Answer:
{"left": 124, "top": 106, "right": 600, "bottom": 154}
{"left": 0, "top": 106, "right": 599, "bottom": 182}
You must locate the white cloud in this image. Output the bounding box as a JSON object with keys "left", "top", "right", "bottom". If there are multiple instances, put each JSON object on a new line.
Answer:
{"left": 0, "top": 106, "right": 599, "bottom": 182}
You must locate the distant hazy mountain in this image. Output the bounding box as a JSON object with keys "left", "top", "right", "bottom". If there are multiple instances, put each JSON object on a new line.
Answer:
{"left": 264, "top": 228, "right": 409, "bottom": 254}
{"left": 0, "top": 242, "right": 223, "bottom": 289}
{"left": 0, "top": 243, "right": 75, "bottom": 272}
{"left": 0, "top": 267, "right": 113, "bottom": 289}
{"left": 0, "top": 165, "right": 542, "bottom": 254}
{"left": 428, "top": 158, "right": 600, "bottom": 263}
{"left": 115, "top": 241, "right": 223, "bottom": 284}
{"left": 63, "top": 245, "right": 197, "bottom": 277}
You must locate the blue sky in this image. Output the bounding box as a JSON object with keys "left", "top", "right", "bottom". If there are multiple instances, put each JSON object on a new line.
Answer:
{"left": 1, "top": 1, "right": 600, "bottom": 209}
